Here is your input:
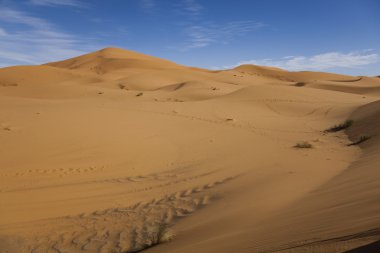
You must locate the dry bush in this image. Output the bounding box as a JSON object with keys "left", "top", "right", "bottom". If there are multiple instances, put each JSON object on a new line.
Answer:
{"left": 325, "top": 120, "right": 353, "bottom": 132}
{"left": 347, "top": 135, "right": 371, "bottom": 146}
{"left": 117, "top": 83, "right": 125, "bottom": 90}
{"left": 294, "top": 141, "right": 313, "bottom": 149}
{"left": 294, "top": 82, "right": 306, "bottom": 87}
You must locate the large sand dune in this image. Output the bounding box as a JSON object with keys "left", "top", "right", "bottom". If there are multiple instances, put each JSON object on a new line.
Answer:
{"left": 0, "top": 48, "right": 379, "bottom": 253}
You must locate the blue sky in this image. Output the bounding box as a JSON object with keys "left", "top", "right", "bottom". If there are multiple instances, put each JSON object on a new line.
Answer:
{"left": 0, "top": 0, "right": 379, "bottom": 75}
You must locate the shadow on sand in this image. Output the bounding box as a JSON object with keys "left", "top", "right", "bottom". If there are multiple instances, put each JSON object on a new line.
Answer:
{"left": 344, "top": 240, "right": 380, "bottom": 253}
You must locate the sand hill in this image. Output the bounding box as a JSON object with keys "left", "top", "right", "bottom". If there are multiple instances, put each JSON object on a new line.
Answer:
{"left": 0, "top": 48, "right": 379, "bottom": 253}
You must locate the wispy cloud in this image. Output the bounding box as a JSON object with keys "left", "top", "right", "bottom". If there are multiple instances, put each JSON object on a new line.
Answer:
{"left": 219, "top": 51, "right": 380, "bottom": 71}
{"left": 182, "top": 21, "right": 266, "bottom": 50}
{"left": 29, "top": 0, "right": 85, "bottom": 8}
{"left": 140, "top": 0, "right": 155, "bottom": 10}
{"left": 0, "top": 27, "right": 8, "bottom": 36}
{"left": 0, "top": 7, "right": 99, "bottom": 66}
{"left": 171, "top": 0, "right": 266, "bottom": 51}
{"left": 0, "top": 7, "right": 52, "bottom": 29}
{"left": 179, "top": 0, "right": 203, "bottom": 19}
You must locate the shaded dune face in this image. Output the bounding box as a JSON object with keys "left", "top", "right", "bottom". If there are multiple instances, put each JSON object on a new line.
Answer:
{"left": 0, "top": 48, "right": 379, "bottom": 253}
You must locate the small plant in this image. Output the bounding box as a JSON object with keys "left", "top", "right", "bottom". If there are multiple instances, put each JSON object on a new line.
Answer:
{"left": 325, "top": 120, "right": 353, "bottom": 132}
{"left": 294, "top": 141, "right": 313, "bottom": 149}
{"left": 118, "top": 83, "right": 127, "bottom": 90}
{"left": 294, "top": 82, "right": 306, "bottom": 87}
{"left": 136, "top": 92, "right": 143, "bottom": 97}
{"left": 347, "top": 135, "right": 371, "bottom": 146}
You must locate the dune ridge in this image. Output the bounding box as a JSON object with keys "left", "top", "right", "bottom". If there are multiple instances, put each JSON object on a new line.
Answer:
{"left": 0, "top": 47, "right": 379, "bottom": 253}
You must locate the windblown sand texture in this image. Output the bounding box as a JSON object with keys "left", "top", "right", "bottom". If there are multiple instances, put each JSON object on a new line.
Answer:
{"left": 0, "top": 48, "right": 379, "bottom": 253}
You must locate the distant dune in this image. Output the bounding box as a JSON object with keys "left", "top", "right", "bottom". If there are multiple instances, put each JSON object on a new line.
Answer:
{"left": 0, "top": 48, "right": 379, "bottom": 253}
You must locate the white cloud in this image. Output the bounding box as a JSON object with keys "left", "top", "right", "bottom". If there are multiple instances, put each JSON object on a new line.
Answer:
{"left": 182, "top": 21, "right": 266, "bottom": 50}
{"left": 29, "top": 0, "right": 85, "bottom": 7}
{"left": 221, "top": 51, "right": 380, "bottom": 71}
{"left": 0, "top": 7, "right": 99, "bottom": 66}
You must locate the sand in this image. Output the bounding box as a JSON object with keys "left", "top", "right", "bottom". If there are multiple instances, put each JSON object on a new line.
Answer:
{"left": 0, "top": 47, "right": 379, "bottom": 253}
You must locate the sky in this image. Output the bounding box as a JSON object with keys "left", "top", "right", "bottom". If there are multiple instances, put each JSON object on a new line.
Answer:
{"left": 0, "top": 0, "right": 379, "bottom": 75}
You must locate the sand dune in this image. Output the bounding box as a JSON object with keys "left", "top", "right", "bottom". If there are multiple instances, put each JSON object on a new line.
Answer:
{"left": 0, "top": 48, "right": 379, "bottom": 253}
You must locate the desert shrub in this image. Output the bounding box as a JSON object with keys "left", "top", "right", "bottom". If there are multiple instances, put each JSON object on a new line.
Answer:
{"left": 136, "top": 92, "right": 143, "bottom": 97}
{"left": 294, "top": 141, "right": 313, "bottom": 149}
{"left": 347, "top": 135, "right": 371, "bottom": 146}
{"left": 325, "top": 119, "right": 353, "bottom": 132}
{"left": 118, "top": 83, "right": 126, "bottom": 89}
{"left": 294, "top": 82, "right": 306, "bottom": 87}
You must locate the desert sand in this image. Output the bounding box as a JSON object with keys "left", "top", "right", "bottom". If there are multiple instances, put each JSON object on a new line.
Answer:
{"left": 0, "top": 47, "right": 379, "bottom": 253}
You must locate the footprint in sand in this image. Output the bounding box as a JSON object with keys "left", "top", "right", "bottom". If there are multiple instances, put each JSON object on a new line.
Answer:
{"left": 8, "top": 175, "right": 237, "bottom": 253}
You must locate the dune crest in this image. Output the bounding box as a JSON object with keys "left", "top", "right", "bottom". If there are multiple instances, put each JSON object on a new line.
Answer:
{"left": 46, "top": 47, "right": 184, "bottom": 74}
